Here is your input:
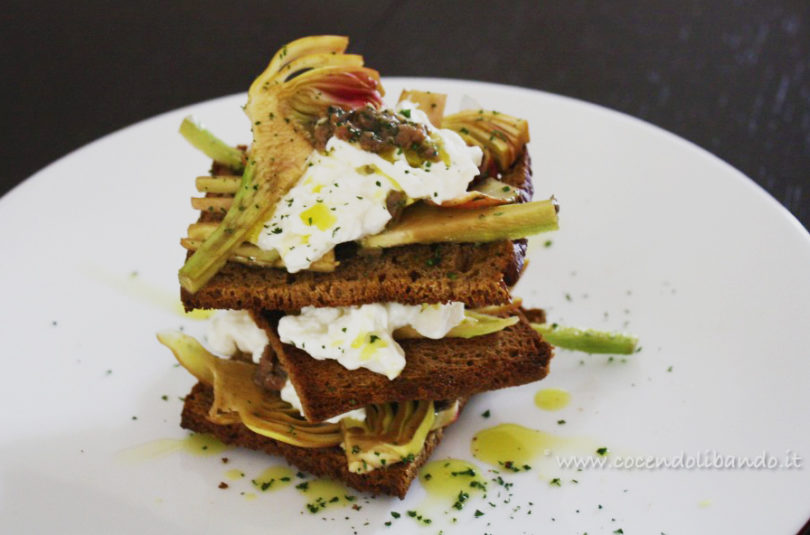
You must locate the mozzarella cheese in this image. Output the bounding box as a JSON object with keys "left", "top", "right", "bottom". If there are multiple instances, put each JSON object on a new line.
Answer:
{"left": 206, "top": 309, "right": 269, "bottom": 363}
{"left": 277, "top": 302, "right": 466, "bottom": 380}
{"left": 253, "top": 102, "right": 482, "bottom": 272}
{"left": 206, "top": 310, "right": 366, "bottom": 423}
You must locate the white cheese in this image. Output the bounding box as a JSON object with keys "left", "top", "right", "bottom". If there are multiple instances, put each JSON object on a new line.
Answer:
{"left": 206, "top": 310, "right": 365, "bottom": 423}
{"left": 253, "top": 102, "right": 482, "bottom": 272}
{"left": 206, "top": 310, "right": 268, "bottom": 363}
{"left": 277, "top": 302, "right": 466, "bottom": 380}
{"left": 280, "top": 379, "right": 366, "bottom": 423}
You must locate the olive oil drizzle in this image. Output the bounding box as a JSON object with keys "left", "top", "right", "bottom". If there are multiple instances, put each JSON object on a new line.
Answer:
{"left": 296, "top": 478, "right": 357, "bottom": 513}
{"left": 251, "top": 466, "right": 294, "bottom": 492}
{"left": 419, "top": 458, "right": 487, "bottom": 503}
{"left": 471, "top": 423, "right": 599, "bottom": 470}
{"left": 117, "top": 433, "right": 228, "bottom": 462}
{"left": 534, "top": 388, "right": 571, "bottom": 411}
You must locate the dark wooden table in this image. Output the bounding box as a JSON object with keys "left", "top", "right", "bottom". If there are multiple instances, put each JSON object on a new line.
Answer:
{"left": 3, "top": 1, "right": 809, "bottom": 234}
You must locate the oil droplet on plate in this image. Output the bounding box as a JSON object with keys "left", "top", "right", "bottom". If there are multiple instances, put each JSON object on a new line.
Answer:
{"left": 419, "top": 458, "right": 487, "bottom": 502}
{"left": 471, "top": 423, "right": 598, "bottom": 470}
{"left": 181, "top": 433, "right": 228, "bottom": 456}
{"left": 82, "top": 265, "right": 178, "bottom": 315}
{"left": 117, "top": 433, "right": 228, "bottom": 462}
{"left": 251, "top": 466, "right": 294, "bottom": 492}
{"left": 225, "top": 468, "right": 245, "bottom": 481}
{"left": 534, "top": 388, "right": 571, "bottom": 411}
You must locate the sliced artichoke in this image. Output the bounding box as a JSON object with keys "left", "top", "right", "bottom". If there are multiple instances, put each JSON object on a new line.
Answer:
{"left": 442, "top": 109, "right": 530, "bottom": 175}
{"left": 179, "top": 36, "right": 384, "bottom": 293}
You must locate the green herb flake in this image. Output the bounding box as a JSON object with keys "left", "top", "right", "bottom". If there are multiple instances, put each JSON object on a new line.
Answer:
{"left": 426, "top": 255, "right": 442, "bottom": 267}
{"left": 452, "top": 490, "right": 470, "bottom": 510}
{"left": 451, "top": 468, "right": 476, "bottom": 477}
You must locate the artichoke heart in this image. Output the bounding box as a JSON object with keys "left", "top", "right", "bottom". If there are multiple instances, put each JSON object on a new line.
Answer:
{"left": 342, "top": 401, "right": 435, "bottom": 473}
{"left": 158, "top": 331, "right": 342, "bottom": 448}
{"left": 342, "top": 400, "right": 461, "bottom": 473}
{"left": 442, "top": 109, "right": 529, "bottom": 175}
{"left": 157, "top": 331, "right": 458, "bottom": 472}
{"left": 179, "top": 35, "right": 384, "bottom": 294}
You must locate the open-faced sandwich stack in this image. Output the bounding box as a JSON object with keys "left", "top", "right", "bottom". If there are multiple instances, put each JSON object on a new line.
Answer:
{"left": 158, "top": 35, "right": 562, "bottom": 498}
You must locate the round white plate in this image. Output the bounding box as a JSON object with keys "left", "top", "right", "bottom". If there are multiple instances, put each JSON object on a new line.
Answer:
{"left": 1, "top": 78, "right": 808, "bottom": 535}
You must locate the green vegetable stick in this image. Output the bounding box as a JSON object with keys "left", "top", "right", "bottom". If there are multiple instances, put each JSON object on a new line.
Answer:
{"left": 361, "top": 199, "right": 559, "bottom": 249}
{"left": 531, "top": 323, "right": 639, "bottom": 354}
{"left": 179, "top": 116, "right": 244, "bottom": 171}
{"left": 179, "top": 160, "right": 262, "bottom": 293}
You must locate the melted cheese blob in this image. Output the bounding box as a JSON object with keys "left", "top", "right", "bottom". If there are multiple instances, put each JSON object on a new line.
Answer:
{"left": 206, "top": 310, "right": 268, "bottom": 363}
{"left": 206, "top": 310, "right": 365, "bottom": 423}
{"left": 253, "top": 102, "right": 482, "bottom": 272}
{"left": 277, "top": 302, "right": 466, "bottom": 379}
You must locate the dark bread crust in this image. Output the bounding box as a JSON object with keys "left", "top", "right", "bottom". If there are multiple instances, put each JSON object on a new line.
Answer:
{"left": 182, "top": 148, "right": 533, "bottom": 311}
{"left": 521, "top": 307, "right": 547, "bottom": 324}
{"left": 269, "top": 311, "right": 553, "bottom": 422}
{"left": 183, "top": 240, "right": 526, "bottom": 311}
{"left": 181, "top": 382, "right": 452, "bottom": 498}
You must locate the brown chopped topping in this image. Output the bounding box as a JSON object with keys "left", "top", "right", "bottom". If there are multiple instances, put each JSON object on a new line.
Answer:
{"left": 312, "top": 105, "right": 439, "bottom": 162}
{"left": 218, "top": 482, "right": 229, "bottom": 489}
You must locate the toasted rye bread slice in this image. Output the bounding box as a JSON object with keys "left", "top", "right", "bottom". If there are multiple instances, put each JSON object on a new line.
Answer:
{"left": 265, "top": 310, "right": 553, "bottom": 422}
{"left": 181, "top": 149, "right": 533, "bottom": 311}
{"left": 182, "top": 239, "right": 526, "bottom": 311}
{"left": 181, "top": 382, "right": 455, "bottom": 498}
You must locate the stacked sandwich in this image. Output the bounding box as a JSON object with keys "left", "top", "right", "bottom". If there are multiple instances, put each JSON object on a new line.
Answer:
{"left": 158, "top": 35, "right": 559, "bottom": 498}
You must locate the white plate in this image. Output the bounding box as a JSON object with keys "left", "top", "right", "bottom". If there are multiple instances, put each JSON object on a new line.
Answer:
{"left": 1, "top": 78, "right": 809, "bottom": 535}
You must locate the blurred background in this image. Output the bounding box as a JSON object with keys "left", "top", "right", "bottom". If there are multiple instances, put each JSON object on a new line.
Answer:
{"left": 2, "top": 0, "right": 809, "bottom": 230}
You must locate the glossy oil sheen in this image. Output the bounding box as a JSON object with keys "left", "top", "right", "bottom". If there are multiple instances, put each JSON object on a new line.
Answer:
{"left": 534, "top": 388, "right": 571, "bottom": 411}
